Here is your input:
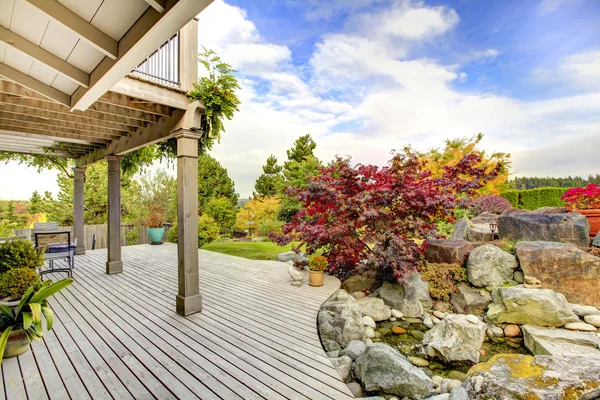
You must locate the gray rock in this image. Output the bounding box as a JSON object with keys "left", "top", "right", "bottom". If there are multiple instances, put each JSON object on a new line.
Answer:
{"left": 564, "top": 322, "right": 597, "bottom": 332}
{"left": 498, "top": 212, "right": 590, "bottom": 246}
{"left": 516, "top": 241, "right": 600, "bottom": 306}
{"left": 356, "top": 297, "right": 392, "bottom": 322}
{"left": 584, "top": 314, "right": 600, "bottom": 328}
{"left": 379, "top": 273, "right": 432, "bottom": 318}
{"left": 521, "top": 324, "right": 600, "bottom": 357}
{"left": 330, "top": 355, "right": 353, "bottom": 381}
{"left": 423, "top": 314, "right": 487, "bottom": 363}
{"left": 342, "top": 273, "right": 379, "bottom": 293}
{"left": 426, "top": 239, "right": 476, "bottom": 264}
{"left": 487, "top": 287, "right": 580, "bottom": 327}
{"left": 428, "top": 395, "right": 450, "bottom": 400}
{"left": 450, "top": 217, "right": 469, "bottom": 240}
{"left": 570, "top": 303, "right": 600, "bottom": 317}
{"left": 534, "top": 206, "right": 568, "bottom": 214}
{"left": 593, "top": 231, "right": 600, "bottom": 247}
{"left": 362, "top": 315, "right": 376, "bottom": 328}
{"left": 354, "top": 343, "right": 434, "bottom": 399}
{"left": 340, "top": 340, "right": 367, "bottom": 361}
{"left": 466, "top": 245, "right": 518, "bottom": 288}
{"left": 450, "top": 282, "right": 492, "bottom": 315}
{"left": 423, "top": 314, "right": 434, "bottom": 329}
{"left": 276, "top": 250, "right": 308, "bottom": 263}
{"left": 326, "top": 350, "right": 340, "bottom": 358}
{"left": 470, "top": 212, "right": 500, "bottom": 225}
{"left": 463, "top": 354, "right": 600, "bottom": 399}
{"left": 346, "top": 382, "right": 363, "bottom": 398}
{"left": 513, "top": 270, "right": 524, "bottom": 284}
{"left": 449, "top": 387, "right": 469, "bottom": 400}
{"left": 318, "top": 289, "right": 365, "bottom": 351}
{"left": 466, "top": 224, "right": 497, "bottom": 242}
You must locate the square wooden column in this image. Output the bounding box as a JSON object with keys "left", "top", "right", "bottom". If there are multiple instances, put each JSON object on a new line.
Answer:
{"left": 105, "top": 155, "right": 123, "bottom": 274}
{"left": 174, "top": 129, "right": 202, "bottom": 315}
{"left": 73, "top": 166, "right": 86, "bottom": 255}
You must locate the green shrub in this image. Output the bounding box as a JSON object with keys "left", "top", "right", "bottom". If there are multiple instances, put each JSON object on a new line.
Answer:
{"left": 204, "top": 197, "right": 237, "bottom": 234}
{"left": 257, "top": 219, "right": 283, "bottom": 238}
{"left": 0, "top": 267, "right": 40, "bottom": 300}
{"left": 420, "top": 262, "right": 467, "bottom": 302}
{"left": 125, "top": 226, "right": 140, "bottom": 246}
{"left": 0, "top": 239, "right": 44, "bottom": 274}
{"left": 501, "top": 187, "right": 570, "bottom": 210}
{"left": 167, "top": 224, "right": 178, "bottom": 243}
{"left": 198, "top": 215, "right": 219, "bottom": 247}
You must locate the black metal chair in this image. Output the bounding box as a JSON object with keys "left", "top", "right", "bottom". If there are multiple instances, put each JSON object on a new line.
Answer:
{"left": 35, "top": 231, "right": 73, "bottom": 280}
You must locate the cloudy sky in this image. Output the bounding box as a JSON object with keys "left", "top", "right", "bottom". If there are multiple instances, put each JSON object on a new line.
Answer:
{"left": 1, "top": 0, "right": 599, "bottom": 200}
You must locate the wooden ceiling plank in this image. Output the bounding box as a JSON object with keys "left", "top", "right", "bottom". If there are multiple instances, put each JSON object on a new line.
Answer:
{"left": 0, "top": 146, "right": 70, "bottom": 158}
{"left": 0, "top": 128, "right": 104, "bottom": 146}
{"left": 0, "top": 120, "right": 114, "bottom": 143}
{"left": 145, "top": 0, "right": 165, "bottom": 13}
{"left": 98, "top": 91, "right": 171, "bottom": 116}
{"left": 25, "top": 0, "right": 118, "bottom": 60}
{"left": 0, "top": 63, "right": 70, "bottom": 105}
{"left": 0, "top": 26, "right": 89, "bottom": 87}
{"left": 0, "top": 117, "right": 122, "bottom": 140}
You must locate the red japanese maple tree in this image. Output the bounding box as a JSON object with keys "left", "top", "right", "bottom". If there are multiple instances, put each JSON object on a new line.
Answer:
{"left": 273, "top": 148, "right": 502, "bottom": 282}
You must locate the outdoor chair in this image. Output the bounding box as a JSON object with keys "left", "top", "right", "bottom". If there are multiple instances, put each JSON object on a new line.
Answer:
{"left": 35, "top": 231, "right": 73, "bottom": 280}
{"left": 33, "top": 222, "right": 76, "bottom": 270}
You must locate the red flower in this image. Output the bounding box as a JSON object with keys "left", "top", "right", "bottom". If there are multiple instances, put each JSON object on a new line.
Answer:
{"left": 561, "top": 184, "right": 600, "bottom": 210}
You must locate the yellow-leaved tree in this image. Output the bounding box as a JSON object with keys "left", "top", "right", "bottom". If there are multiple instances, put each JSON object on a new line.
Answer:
{"left": 418, "top": 133, "right": 511, "bottom": 195}
{"left": 236, "top": 196, "right": 281, "bottom": 236}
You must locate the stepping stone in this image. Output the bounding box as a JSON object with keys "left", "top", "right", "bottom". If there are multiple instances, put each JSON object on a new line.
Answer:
{"left": 522, "top": 324, "right": 600, "bottom": 357}
{"left": 564, "top": 322, "right": 597, "bottom": 332}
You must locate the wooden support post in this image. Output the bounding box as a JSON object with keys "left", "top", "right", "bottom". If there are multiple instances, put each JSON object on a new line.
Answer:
{"left": 105, "top": 156, "right": 123, "bottom": 274}
{"left": 73, "top": 167, "right": 86, "bottom": 255}
{"left": 174, "top": 128, "right": 202, "bottom": 316}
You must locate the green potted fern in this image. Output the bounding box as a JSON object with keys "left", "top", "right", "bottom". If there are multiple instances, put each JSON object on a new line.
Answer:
{"left": 1, "top": 278, "right": 73, "bottom": 362}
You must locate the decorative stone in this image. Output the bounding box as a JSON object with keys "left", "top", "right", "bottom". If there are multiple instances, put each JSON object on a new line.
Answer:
{"left": 356, "top": 297, "right": 392, "bottom": 322}
{"left": 346, "top": 382, "right": 363, "bottom": 398}
{"left": 523, "top": 275, "right": 541, "bottom": 289}
{"left": 433, "top": 310, "right": 446, "bottom": 319}
{"left": 521, "top": 324, "right": 600, "bottom": 356}
{"left": 426, "top": 239, "right": 476, "bottom": 265}
{"left": 318, "top": 289, "right": 365, "bottom": 351}
{"left": 365, "top": 327, "right": 375, "bottom": 338}
{"left": 423, "top": 314, "right": 434, "bottom": 329}
{"left": 392, "top": 326, "right": 407, "bottom": 335}
{"left": 449, "top": 387, "right": 469, "bottom": 400}
{"left": 330, "top": 355, "right": 353, "bottom": 381}
{"left": 450, "top": 217, "right": 469, "bottom": 240}
{"left": 513, "top": 270, "right": 524, "bottom": 284}
{"left": 354, "top": 343, "right": 434, "bottom": 399}
{"left": 423, "top": 314, "right": 487, "bottom": 363}
{"left": 277, "top": 251, "right": 308, "bottom": 263}
{"left": 564, "top": 322, "right": 598, "bottom": 332}
{"left": 353, "top": 291, "right": 366, "bottom": 299}
{"left": 466, "top": 314, "right": 480, "bottom": 324}
{"left": 450, "top": 282, "right": 492, "bottom": 315}
{"left": 379, "top": 273, "right": 432, "bottom": 318}
{"left": 463, "top": 354, "right": 600, "bottom": 399}
{"left": 503, "top": 324, "right": 521, "bottom": 337}
{"left": 486, "top": 287, "right": 580, "bottom": 327}
{"left": 391, "top": 309, "right": 403, "bottom": 319}
{"left": 326, "top": 350, "right": 340, "bottom": 358}
{"left": 362, "top": 315, "right": 376, "bottom": 328}
{"left": 467, "top": 245, "right": 518, "bottom": 288}
{"left": 466, "top": 224, "right": 497, "bottom": 242}
{"left": 447, "top": 370, "right": 467, "bottom": 382}
{"left": 471, "top": 212, "right": 500, "bottom": 225}
{"left": 584, "top": 315, "right": 600, "bottom": 328}
{"left": 516, "top": 241, "right": 600, "bottom": 306}
{"left": 377, "top": 327, "right": 391, "bottom": 337}
{"left": 571, "top": 303, "right": 600, "bottom": 317}
{"left": 431, "top": 316, "right": 441, "bottom": 324}
{"left": 407, "top": 356, "right": 430, "bottom": 367}
{"left": 340, "top": 340, "right": 367, "bottom": 361}
{"left": 593, "top": 231, "right": 600, "bottom": 247}
{"left": 342, "top": 274, "right": 378, "bottom": 293}
{"left": 288, "top": 264, "right": 307, "bottom": 286}
{"left": 411, "top": 330, "right": 425, "bottom": 341}
{"left": 498, "top": 212, "right": 590, "bottom": 246}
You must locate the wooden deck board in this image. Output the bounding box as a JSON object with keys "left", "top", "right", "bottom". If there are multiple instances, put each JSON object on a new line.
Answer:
{"left": 2, "top": 244, "right": 353, "bottom": 400}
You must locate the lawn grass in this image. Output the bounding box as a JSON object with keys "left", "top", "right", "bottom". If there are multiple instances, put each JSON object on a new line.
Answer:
{"left": 201, "top": 240, "right": 295, "bottom": 260}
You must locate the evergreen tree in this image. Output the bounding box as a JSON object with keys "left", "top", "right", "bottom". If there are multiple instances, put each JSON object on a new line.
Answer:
{"left": 197, "top": 154, "right": 239, "bottom": 210}
{"left": 29, "top": 190, "right": 42, "bottom": 214}
{"left": 253, "top": 155, "right": 284, "bottom": 197}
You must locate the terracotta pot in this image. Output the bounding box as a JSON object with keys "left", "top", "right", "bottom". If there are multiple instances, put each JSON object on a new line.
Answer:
{"left": 3, "top": 328, "right": 29, "bottom": 359}
{"left": 309, "top": 271, "right": 324, "bottom": 287}
{"left": 574, "top": 209, "right": 600, "bottom": 238}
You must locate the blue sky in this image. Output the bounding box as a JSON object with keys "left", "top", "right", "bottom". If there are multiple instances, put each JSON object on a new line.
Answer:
{"left": 1, "top": 0, "right": 599, "bottom": 200}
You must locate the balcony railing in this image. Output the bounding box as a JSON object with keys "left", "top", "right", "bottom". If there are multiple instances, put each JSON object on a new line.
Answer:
{"left": 131, "top": 32, "right": 180, "bottom": 87}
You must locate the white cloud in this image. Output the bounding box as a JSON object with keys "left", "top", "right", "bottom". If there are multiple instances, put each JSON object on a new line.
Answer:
{"left": 462, "top": 48, "right": 500, "bottom": 63}
{"left": 560, "top": 50, "right": 600, "bottom": 84}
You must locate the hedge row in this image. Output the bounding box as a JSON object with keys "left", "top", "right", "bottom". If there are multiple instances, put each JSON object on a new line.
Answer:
{"left": 500, "top": 187, "right": 570, "bottom": 210}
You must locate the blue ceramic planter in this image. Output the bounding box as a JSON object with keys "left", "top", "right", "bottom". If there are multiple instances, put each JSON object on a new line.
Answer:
{"left": 147, "top": 227, "right": 165, "bottom": 245}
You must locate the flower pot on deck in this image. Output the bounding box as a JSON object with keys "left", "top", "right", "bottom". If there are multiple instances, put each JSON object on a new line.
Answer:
{"left": 309, "top": 271, "right": 324, "bottom": 287}
{"left": 2, "top": 328, "right": 29, "bottom": 359}
{"left": 575, "top": 209, "right": 600, "bottom": 238}
{"left": 147, "top": 227, "right": 165, "bottom": 245}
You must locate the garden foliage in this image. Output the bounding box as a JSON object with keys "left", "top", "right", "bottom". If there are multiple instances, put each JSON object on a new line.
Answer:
{"left": 469, "top": 194, "right": 513, "bottom": 215}
{"left": 235, "top": 196, "right": 280, "bottom": 234}
{"left": 0, "top": 268, "right": 40, "bottom": 300}
{"left": 420, "top": 262, "right": 466, "bottom": 301}
{"left": 166, "top": 215, "right": 220, "bottom": 247}
{"left": 0, "top": 240, "right": 44, "bottom": 274}
{"left": 274, "top": 148, "right": 503, "bottom": 281}
{"left": 561, "top": 184, "right": 600, "bottom": 210}
{"left": 204, "top": 197, "right": 237, "bottom": 234}
{"left": 501, "top": 187, "right": 570, "bottom": 210}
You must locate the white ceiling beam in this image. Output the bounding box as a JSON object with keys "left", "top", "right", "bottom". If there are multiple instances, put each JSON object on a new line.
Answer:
{"left": 0, "top": 26, "right": 89, "bottom": 87}
{"left": 25, "top": 0, "right": 118, "bottom": 60}
{"left": 0, "top": 63, "right": 70, "bottom": 105}
{"left": 70, "top": 0, "right": 213, "bottom": 112}
{"left": 145, "top": 0, "right": 165, "bottom": 13}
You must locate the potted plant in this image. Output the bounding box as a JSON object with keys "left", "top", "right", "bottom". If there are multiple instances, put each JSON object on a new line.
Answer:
{"left": 1, "top": 278, "right": 73, "bottom": 362}
{"left": 561, "top": 184, "right": 600, "bottom": 238}
{"left": 0, "top": 239, "right": 44, "bottom": 304}
{"left": 145, "top": 203, "right": 166, "bottom": 245}
{"left": 308, "top": 255, "right": 328, "bottom": 287}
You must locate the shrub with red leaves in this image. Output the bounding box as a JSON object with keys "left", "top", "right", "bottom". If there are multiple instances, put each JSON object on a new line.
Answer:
{"left": 470, "top": 194, "right": 513, "bottom": 215}
{"left": 561, "top": 184, "right": 600, "bottom": 210}
{"left": 272, "top": 148, "right": 503, "bottom": 282}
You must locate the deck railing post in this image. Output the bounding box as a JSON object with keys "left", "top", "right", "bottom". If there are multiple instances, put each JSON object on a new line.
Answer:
{"left": 73, "top": 166, "right": 86, "bottom": 255}
{"left": 174, "top": 128, "right": 202, "bottom": 316}
{"left": 105, "top": 155, "right": 123, "bottom": 274}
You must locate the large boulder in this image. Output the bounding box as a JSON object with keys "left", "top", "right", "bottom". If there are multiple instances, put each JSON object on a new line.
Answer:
{"left": 423, "top": 314, "right": 487, "bottom": 363}
{"left": 450, "top": 282, "right": 492, "bottom": 315}
{"left": 466, "top": 245, "right": 518, "bottom": 288}
{"left": 521, "top": 324, "right": 600, "bottom": 357}
{"left": 276, "top": 251, "right": 308, "bottom": 263}
{"left": 470, "top": 212, "right": 499, "bottom": 225}
{"left": 379, "top": 273, "right": 432, "bottom": 318}
{"left": 330, "top": 355, "right": 353, "bottom": 381}
{"left": 593, "top": 231, "right": 600, "bottom": 247}
{"left": 516, "top": 241, "right": 600, "bottom": 306}
{"left": 318, "top": 290, "right": 365, "bottom": 352}
{"left": 426, "top": 240, "right": 476, "bottom": 265}
{"left": 466, "top": 224, "right": 497, "bottom": 242}
{"left": 534, "top": 206, "right": 568, "bottom": 214}
{"left": 450, "top": 217, "right": 469, "bottom": 240}
{"left": 497, "top": 212, "right": 590, "bottom": 246}
{"left": 487, "top": 287, "right": 580, "bottom": 327}
{"left": 354, "top": 343, "right": 434, "bottom": 399}
{"left": 356, "top": 297, "right": 391, "bottom": 322}
{"left": 463, "top": 354, "right": 600, "bottom": 399}
{"left": 342, "top": 274, "right": 378, "bottom": 293}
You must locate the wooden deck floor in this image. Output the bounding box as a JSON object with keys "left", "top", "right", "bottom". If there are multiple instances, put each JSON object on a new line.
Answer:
{"left": 1, "top": 244, "right": 354, "bottom": 400}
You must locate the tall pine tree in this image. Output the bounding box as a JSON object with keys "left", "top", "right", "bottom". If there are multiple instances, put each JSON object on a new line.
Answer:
{"left": 253, "top": 155, "right": 284, "bottom": 197}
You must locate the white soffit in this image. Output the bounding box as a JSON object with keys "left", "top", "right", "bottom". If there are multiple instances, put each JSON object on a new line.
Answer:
{"left": 51, "top": 73, "right": 79, "bottom": 95}
{"left": 9, "top": 0, "right": 49, "bottom": 45}
{"left": 3, "top": 46, "right": 34, "bottom": 75}
{"left": 57, "top": 0, "right": 104, "bottom": 22}
{"left": 91, "top": 0, "right": 150, "bottom": 41}
{"left": 28, "top": 61, "right": 58, "bottom": 86}
{"left": 0, "top": 0, "right": 13, "bottom": 27}
{"left": 0, "top": 41, "right": 6, "bottom": 63}
{"left": 40, "top": 21, "right": 79, "bottom": 61}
